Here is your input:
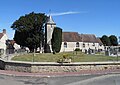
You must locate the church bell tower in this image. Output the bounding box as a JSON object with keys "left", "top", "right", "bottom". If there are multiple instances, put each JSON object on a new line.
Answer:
{"left": 45, "top": 15, "right": 56, "bottom": 53}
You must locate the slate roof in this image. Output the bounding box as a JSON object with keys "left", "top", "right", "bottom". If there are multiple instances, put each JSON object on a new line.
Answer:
{"left": 80, "top": 34, "right": 98, "bottom": 43}
{"left": 97, "top": 38, "right": 103, "bottom": 45}
{"left": 62, "top": 32, "right": 81, "bottom": 42}
{"left": 46, "top": 15, "right": 56, "bottom": 24}
{"left": 62, "top": 32, "right": 103, "bottom": 44}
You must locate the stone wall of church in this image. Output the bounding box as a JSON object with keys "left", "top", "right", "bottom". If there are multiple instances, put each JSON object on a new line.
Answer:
{"left": 46, "top": 25, "right": 56, "bottom": 44}
{"left": 60, "top": 42, "right": 104, "bottom": 52}
{"left": 60, "top": 42, "right": 76, "bottom": 52}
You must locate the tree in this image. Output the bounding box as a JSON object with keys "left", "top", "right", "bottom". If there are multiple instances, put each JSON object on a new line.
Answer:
{"left": 51, "top": 27, "right": 62, "bottom": 53}
{"left": 109, "top": 35, "right": 118, "bottom": 46}
{"left": 100, "top": 35, "right": 111, "bottom": 46}
{"left": 11, "top": 12, "right": 47, "bottom": 52}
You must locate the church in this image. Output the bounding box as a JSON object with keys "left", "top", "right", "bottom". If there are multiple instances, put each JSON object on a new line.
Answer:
{"left": 45, "top": 15, "right": 104, "bottom": 53}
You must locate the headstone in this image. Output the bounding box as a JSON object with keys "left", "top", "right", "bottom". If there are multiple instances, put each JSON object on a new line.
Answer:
{"left": 88, "top": 48, "right": 91, "bottom": 54}
{"left": 85, "top": 49, "right": 87, "bottom": 54}
{"left": 105, "top": 51, "right": 110, "bottom": 56}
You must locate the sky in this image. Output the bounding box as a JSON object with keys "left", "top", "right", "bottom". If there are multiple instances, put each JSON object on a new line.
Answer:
{"left": 0, "top": 0, "right": 120, "bottom": 40}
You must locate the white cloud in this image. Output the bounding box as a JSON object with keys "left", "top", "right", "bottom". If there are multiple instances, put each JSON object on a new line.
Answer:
{"left": 47, "top": 11, "right": 87, "bottom": 16}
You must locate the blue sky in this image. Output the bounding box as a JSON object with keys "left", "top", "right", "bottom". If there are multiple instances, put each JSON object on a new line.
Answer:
{"left": 0, "top": 0, "right": 120, "bottom": 40}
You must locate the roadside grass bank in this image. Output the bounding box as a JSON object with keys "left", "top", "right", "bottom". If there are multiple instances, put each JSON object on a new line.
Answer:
{"left": 11, "top": 52, "right": 120, "bottom": 62}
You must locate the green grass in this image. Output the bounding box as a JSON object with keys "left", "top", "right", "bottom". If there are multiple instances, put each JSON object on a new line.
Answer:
{"left": 12, "top": 51, "right": 120, "bottom": 62}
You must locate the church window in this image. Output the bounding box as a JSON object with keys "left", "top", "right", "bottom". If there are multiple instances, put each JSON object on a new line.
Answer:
{"left": 83, "top": 43, "right": 85, "bottom": 48}
{"left": 88, "top": 43, "right": 89, "bottom": 46}
{"left": 76, "top": 42, "right": 79, "bottom": 47}
{"left": 51, "top": 24, "right": 52, "bottom": 28}
{"left": 64, "top": 42, "right": 67, "bottom": 48}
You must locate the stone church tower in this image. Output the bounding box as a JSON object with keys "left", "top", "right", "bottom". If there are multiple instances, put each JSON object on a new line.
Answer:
{"left": 45, "top": 15, "right": 56, "bottom": 52}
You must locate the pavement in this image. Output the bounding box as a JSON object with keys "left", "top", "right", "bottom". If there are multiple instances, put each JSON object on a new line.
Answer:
{"left": 0, "top": 73, "right": 101, "bottom": 85}
{"left": 65, "top": 74, "right": 120, "bottom": 85}
{"left": 0, "top": 70, "right": 120, "bottom": 85}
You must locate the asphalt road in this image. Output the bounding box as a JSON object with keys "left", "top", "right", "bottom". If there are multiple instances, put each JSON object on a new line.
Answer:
{"left": 0, "top": 74, "right": 120, "bottom": 85}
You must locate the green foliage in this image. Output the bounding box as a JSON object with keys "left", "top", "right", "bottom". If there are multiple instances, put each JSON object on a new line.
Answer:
{"left": 11, "top": 12, "right": 47, "bottom": 52}
{"left": 74, "top": 48, "right": 81, "bottom": 55}
{"left": 51, "top": 27, "right": 62, "bottom": 53}
{"left": 100, "top": 35, "right": 111, "bottom": 46}
{"left": 100, "top": 35, "right": 118, "bottom": 46}
{"left": 74, "top": 48, "right": 81, "bottom": 51}
{"left": 109, "top": 35, "right": 118, "bottom": 46}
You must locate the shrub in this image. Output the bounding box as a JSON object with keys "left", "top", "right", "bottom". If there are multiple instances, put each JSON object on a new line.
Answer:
{"left": 51, "top": 27, "right": 62, "bottom": 53}
{"left": 74, "top": 48, "right": 81, "bottom": 51}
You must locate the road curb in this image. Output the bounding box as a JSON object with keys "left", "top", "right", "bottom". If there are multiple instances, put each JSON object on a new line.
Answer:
{"left": 0, "top": 70, "right": 120, "bottom": 78}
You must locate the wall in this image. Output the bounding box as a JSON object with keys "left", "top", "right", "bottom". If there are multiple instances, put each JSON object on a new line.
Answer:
{"left": 60, "top": 42, "right": 104, "bottom": 52}
{"left": 0, "top": 59, "right": 120, "bottom": 73}
{"left": 0, "top": 34, "right": 8, "bottom": 50}
{"left": 46, "top": 24, "right": 56, "bottom": 44}
{"left": 5, "top": 61, "right": 31, "bottom": 72}
{"left": 60, "top": 42, "right": 77, "bottom": 52}
{"left": 31, "top": 63, "right": 120, "bottom": 73}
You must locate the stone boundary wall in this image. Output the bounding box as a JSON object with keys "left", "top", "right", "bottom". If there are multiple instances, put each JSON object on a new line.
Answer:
{"left": 5, "top": 61, "right": 31, "bottom": 72}
{"left": 0, "top": 59, "right": 120, "bottom": 73}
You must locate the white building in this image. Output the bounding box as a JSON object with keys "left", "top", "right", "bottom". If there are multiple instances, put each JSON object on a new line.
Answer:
{"left": 0, "top": 29, "right": 8, "bottom": 54}
{"left": 45, "top": 16, "right": 104, "bottom": 53}
{"left": 60, "top": 32, "right": 104, "bottom": 53}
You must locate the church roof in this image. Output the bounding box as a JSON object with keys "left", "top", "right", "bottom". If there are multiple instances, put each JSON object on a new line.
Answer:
{"left": 0, "top": 29, "right": 7, "bottom": 39}
{"left": 97, "top": 38, "right": 103, "bottom": 45}
{"left": 79, "top": 34, "right": 98, "bottom": 43}
{"left": 46, "top": 15, "right": 56, "bottom": 24}
{"left": 62, "top": 32, "right": 81, "bottom": 42}
{"left": 62, "top": 32, "right": 103, "bottom": 44}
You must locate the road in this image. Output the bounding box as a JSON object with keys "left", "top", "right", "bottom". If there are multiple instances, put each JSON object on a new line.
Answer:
{"left": 65, "top": 74, "right": 120, "bottom": 85}
{"left": 0, "top": 74, "right": 120, "bottom": 85}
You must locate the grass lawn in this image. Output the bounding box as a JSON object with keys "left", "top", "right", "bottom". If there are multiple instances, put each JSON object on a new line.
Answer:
{"left": 12, "top": 51, "right": 120, "bottom": 62}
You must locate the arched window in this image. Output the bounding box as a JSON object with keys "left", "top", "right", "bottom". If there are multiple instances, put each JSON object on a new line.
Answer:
{"left": 88, "top": 43, "right": 89, "bottom": 46}
{"left": 76, "top": 42, "right": 79, "bottom": 47}
{"left": 64, "top": 42, "right": 67, "bottom": 48}
{"left": 83, "top": 43, "right": 85, "bottom": 48}
{"left": 93, "top": 43, "right": 95, "bottom": 46}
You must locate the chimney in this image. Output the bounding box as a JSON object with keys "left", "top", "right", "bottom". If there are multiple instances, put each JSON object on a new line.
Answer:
{"left": 3, "top": 29, "right": 6, "bottom": 34}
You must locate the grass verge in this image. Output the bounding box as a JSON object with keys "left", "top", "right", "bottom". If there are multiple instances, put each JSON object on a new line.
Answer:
{"left": 12, "top": 51, "right": 120, "bottom": 62}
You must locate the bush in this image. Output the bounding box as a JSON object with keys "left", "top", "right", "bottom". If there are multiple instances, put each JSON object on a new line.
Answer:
{"left": 74, "top": 48, "right": 81, "bottom": 51}
{"left": 51, "top": 27, "right": 62, "bottom": 53}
